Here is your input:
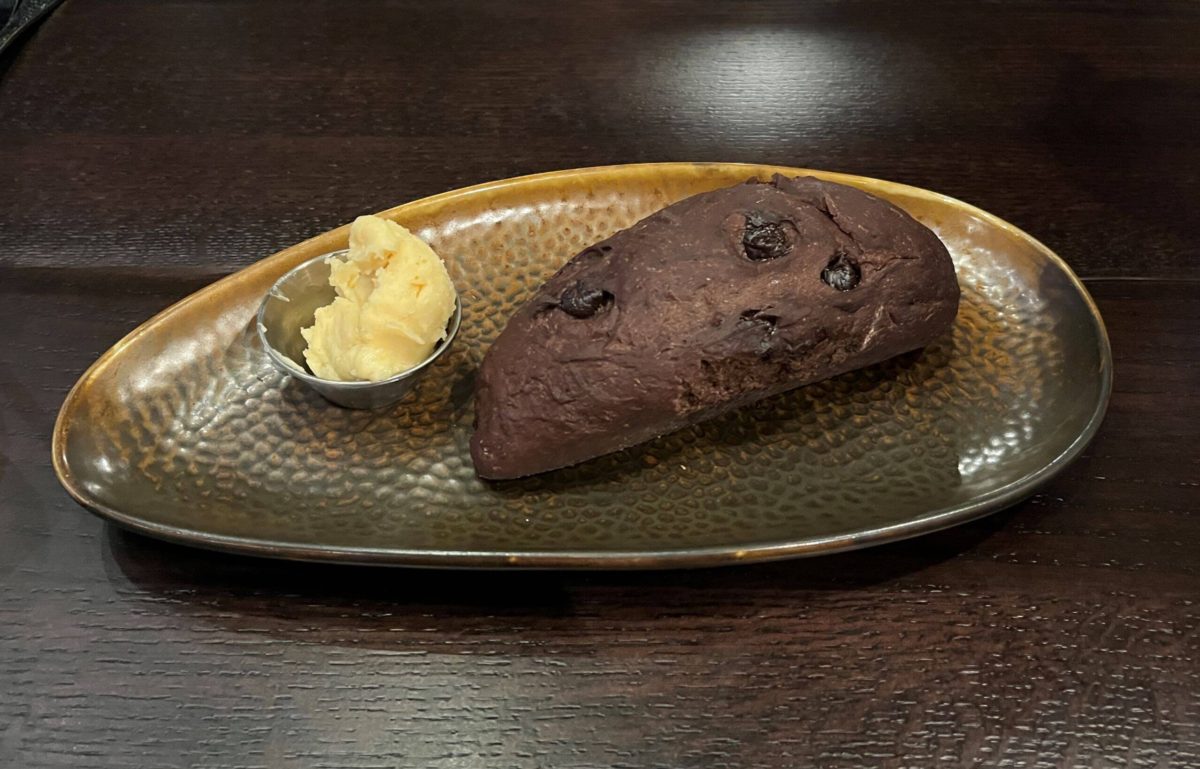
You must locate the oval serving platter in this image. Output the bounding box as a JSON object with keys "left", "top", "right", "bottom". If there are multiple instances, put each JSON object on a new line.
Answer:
{"left": 52, "top": 163, "right": 1112, "bottom": 569}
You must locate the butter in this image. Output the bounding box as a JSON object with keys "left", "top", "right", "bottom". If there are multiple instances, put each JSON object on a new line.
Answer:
{"left": 301, "top": 215, "right": 456, "bottom": 382}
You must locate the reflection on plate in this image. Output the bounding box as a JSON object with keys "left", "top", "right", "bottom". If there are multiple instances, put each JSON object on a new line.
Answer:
{"left": 52, "top": 163, "right": 1111, "bottom": 569}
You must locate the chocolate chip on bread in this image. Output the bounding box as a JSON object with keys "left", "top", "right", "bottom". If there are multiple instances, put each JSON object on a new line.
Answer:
{"left": 471, "top": 175, "right": 960, "bottom": 480}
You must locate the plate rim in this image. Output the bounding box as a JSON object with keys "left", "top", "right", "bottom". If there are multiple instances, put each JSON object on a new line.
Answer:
{"left": 51, "top": 162, "right": 1114, "bottom": 569}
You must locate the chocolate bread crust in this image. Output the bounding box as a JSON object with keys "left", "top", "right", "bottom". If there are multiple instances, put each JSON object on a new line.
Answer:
{"left": 470, "top": 175, "right": 960, "bottom": 480}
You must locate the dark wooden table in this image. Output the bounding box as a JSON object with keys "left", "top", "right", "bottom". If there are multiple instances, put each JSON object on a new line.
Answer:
{"left": 3, "top": 2, "right": 1199, "bottom": 766}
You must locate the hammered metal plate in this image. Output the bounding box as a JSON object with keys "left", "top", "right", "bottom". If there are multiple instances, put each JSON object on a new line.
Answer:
{"left": 52, "top": 164, "right": 1111, "bottom": 568}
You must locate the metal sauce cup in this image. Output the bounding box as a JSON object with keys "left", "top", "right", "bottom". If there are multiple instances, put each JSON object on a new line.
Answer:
{"left": 256, "top": 249, "right": 461, "bottom": 409}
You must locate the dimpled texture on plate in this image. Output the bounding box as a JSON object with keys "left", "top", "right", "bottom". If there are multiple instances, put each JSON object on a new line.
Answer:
{"left": 54, "top": 164, "right": 1110, "bottom": 566}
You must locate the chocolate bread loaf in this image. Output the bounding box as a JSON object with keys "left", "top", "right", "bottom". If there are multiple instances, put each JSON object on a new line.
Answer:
{"left": 470, "top": 175, "right": 960, "bottom": 480}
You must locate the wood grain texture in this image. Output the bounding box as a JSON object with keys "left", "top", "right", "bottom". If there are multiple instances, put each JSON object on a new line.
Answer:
{"left": 4, "top": 0, "right": 1200, "bottom": 276}
{"left": 1, "top": 0, "right": 1199, "bottom": 766}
